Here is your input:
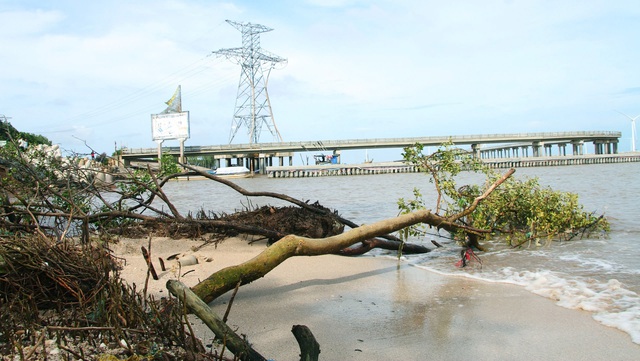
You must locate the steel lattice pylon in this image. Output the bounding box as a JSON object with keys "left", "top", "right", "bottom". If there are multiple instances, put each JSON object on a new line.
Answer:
{"left": 213, "top": 20, "right": 286, "bottom": 144}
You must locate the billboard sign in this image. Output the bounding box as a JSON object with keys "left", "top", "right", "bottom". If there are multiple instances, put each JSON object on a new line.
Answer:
{"left": 151, "top": 112, "right": 190, "bottom": 141}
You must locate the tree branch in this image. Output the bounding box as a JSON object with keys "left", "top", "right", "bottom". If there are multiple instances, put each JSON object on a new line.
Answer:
{"left": 446, "top": 168, "right": 515, "bottom": 222}
{"left": 191, "top": 208, "right": 463, "bottom": 303}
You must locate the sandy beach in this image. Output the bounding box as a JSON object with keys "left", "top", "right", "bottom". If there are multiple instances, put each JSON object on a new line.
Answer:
{"left": 113, "top": 236, "right": 640, "bottom": 361}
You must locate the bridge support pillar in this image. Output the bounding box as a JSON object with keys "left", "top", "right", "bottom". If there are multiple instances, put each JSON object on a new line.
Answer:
{"left": 513, "top": 147, "right": 520, "bottom": 157}
{"left": 558, "top": 143, "right": 567, "bottom": 156}
{"left": 532, "top": 141, "right": 543, "bottom": 157}
{"left": 598, "top": 140, "right": 617, "bottom": 154}
{"left": 571, "top": 140, "right": 584, "bottom": 155}
{"left": 593, "top": 140, "right": 611, "bottom": 155}
{"left": 471, "top": 144, "right": 481, "bottom": 158}
{"left": 257, "top": 155, "right": 265, "bottom": 174}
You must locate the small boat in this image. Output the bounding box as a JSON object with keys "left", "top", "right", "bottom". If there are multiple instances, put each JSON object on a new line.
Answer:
{"left": 314, "top": 154, "right": 338, "bottom": 165}
{"left": 208, "top": 166, "right": 252, "bottom": 178}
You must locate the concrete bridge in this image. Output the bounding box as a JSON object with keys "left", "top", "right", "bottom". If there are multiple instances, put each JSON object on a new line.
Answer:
{"left": 121, "top": 131, "right": 621, "bottom": 172}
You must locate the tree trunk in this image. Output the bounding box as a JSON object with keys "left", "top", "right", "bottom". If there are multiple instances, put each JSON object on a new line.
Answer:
{"left": 192, "top": 209, "right": 458, "bottom": 303}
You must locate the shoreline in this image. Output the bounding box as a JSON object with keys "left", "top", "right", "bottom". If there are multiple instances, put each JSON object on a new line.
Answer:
{"left": 114, "top": 236, "right": 640, "bottom": 360}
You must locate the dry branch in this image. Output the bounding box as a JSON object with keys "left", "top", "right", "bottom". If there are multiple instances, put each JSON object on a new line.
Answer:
{"left": 167, "top": 280, "right": 267, "bottom": 361}
{"left": 141, "top": 245, "right": 159, "bottom": 280}
{"left": 338, "top": 238, "right": 430, "bottom": 256}
{"left": 179, "top": 163, "right": 402, "bottom": 242}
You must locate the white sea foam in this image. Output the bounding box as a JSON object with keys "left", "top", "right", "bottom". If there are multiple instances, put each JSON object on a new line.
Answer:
{"left": 410, "top": 260, "right": 640, "bottom": 345}
{"left": 558, "top": 254, "right": 622, "bottom": 274}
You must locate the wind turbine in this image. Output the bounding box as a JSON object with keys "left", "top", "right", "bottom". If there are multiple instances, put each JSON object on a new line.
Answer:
{"left": 616, "top": 110, "right": 639, "bottom": 152}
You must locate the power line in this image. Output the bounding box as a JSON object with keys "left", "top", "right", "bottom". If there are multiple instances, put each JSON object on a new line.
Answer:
{"left": 64, "top": 56, "right": 222, "bottom": 123}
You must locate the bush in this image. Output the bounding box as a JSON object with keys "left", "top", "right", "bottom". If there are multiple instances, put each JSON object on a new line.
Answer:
{"left": 399, "top": 142, "right": 609, "bottom": 246}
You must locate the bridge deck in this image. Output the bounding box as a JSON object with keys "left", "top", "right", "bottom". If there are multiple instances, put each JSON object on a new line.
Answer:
{"left": 122, "top": 131, "right": 621, "bottom": 159}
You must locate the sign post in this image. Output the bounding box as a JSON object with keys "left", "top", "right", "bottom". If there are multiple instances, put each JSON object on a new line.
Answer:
{"left": 179, "top": 138, "right": 186, "bottom": 165}
{"left": 156, "top": 140, "right": 164, "bottom": 167}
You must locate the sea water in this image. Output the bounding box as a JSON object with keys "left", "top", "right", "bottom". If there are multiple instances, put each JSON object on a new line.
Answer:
{"left": 162, "top": 162, "right": 640, "bottom": 344}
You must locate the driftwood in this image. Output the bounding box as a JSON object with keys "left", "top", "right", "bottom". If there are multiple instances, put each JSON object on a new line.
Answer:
{"left": 168, "top": 280, "right": 322, "bottom": 361}
{"left": 167, "top": 280, "right": 267, "bottom": 361}
{"left": 292, "top": 325, "right": 321, "bottom": 361}
{"left": 0, "top": 148, "right": 436, "bottom": 256}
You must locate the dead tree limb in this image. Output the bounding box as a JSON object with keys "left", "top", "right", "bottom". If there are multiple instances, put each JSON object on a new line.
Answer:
{"left": 337, "top": 238, "right": 430, "bottom": 256}
{"left": 148, "top": 165, "right": 184, "bottom": 220}
{"left": 166, "top": 280, "right": 268, "bottom": 361}
{"left": 141, "top": 246, "right": 158, "bottom": 281}
{"left": 292, "top": 325, "right": 320, "bottom": 361}
{"left": 179, "top": 164, "right": 402, "bottom": 242}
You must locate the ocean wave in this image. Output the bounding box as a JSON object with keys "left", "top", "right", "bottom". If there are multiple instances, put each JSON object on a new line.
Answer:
{"left": 409, "top": 258, "right": 640, "bottom": 345}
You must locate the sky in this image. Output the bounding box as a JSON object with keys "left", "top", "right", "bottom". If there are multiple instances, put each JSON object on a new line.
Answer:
{"left": 1, "top": 0, "right": 640, "bottom": 164}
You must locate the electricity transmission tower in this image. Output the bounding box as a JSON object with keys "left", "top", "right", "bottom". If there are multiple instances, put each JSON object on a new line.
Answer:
{"left": 213, "top": 20, "right": 286, "bottom": 144}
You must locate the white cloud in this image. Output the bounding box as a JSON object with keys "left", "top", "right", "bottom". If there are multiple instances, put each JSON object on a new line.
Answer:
{"left": 1, "top": 0, "right": 640, "bottom": 154}
{"left": 0, "top": 9, "right": 64, "bottom": 36}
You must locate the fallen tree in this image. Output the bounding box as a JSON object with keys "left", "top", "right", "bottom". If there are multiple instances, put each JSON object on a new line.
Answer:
{"left": 189, "top": 167, "right": 514, "bottom": 304}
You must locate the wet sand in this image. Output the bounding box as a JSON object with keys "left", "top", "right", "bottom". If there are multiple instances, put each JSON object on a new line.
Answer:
{"left": 114, "top": 237, "right": 640, "bottom": 360}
